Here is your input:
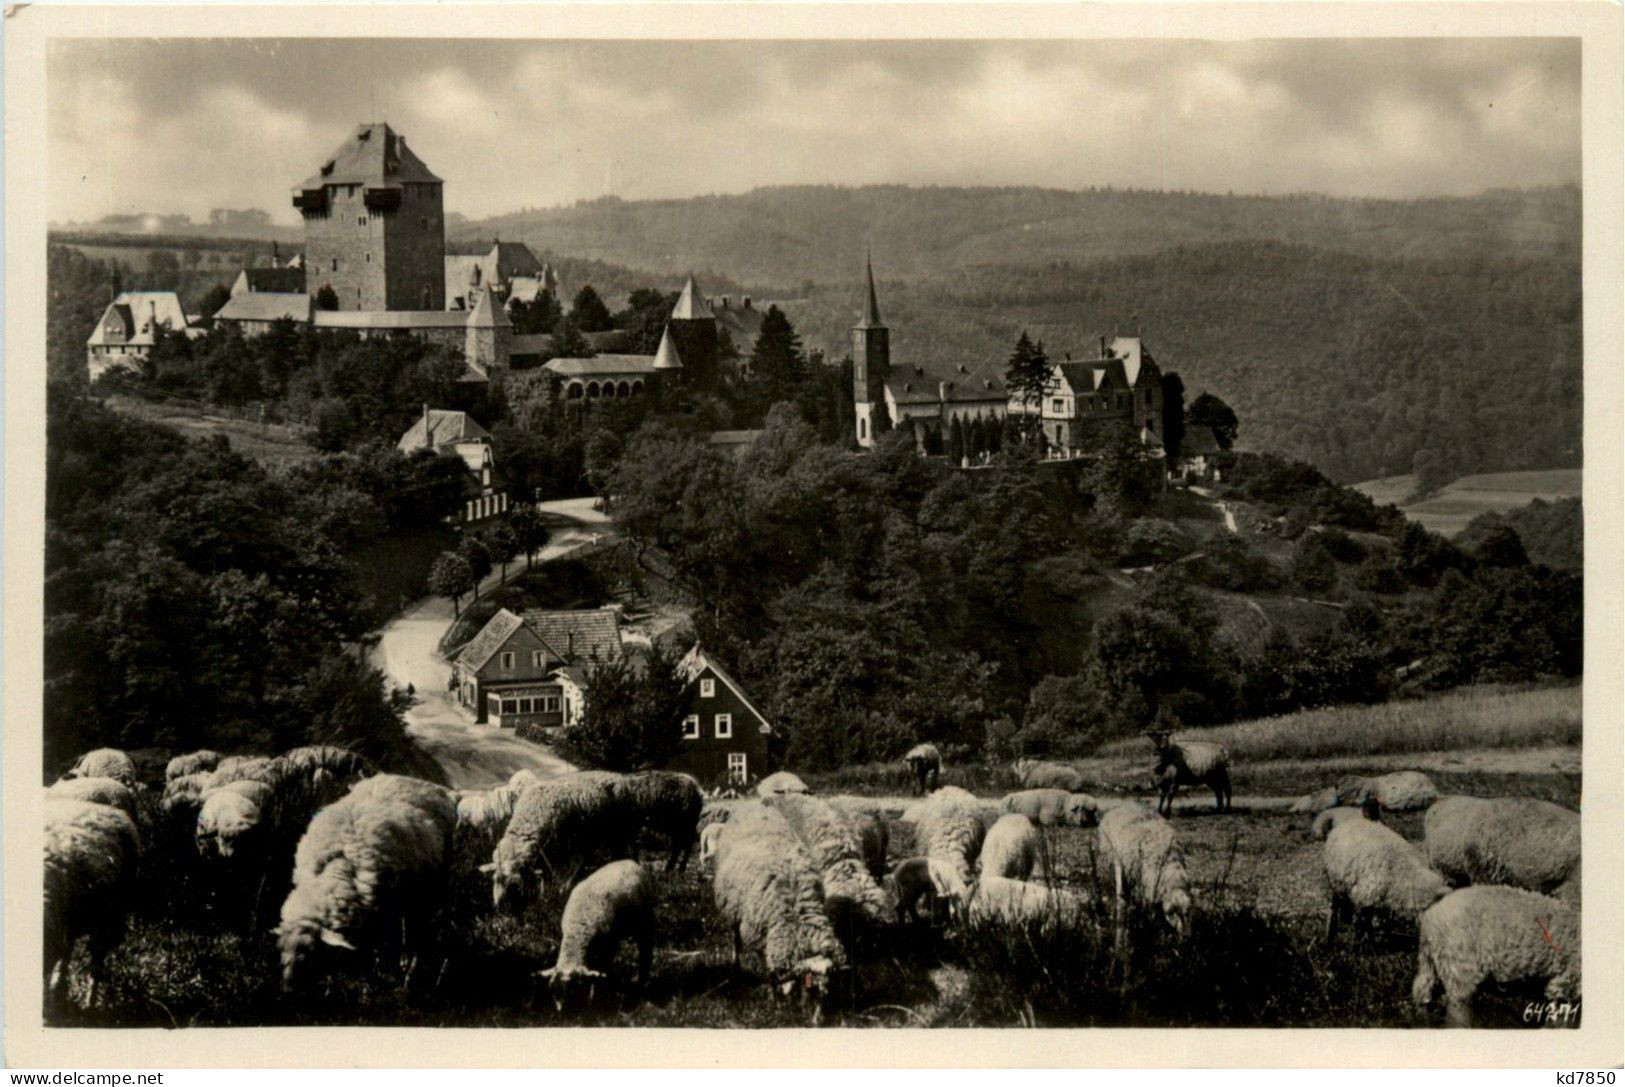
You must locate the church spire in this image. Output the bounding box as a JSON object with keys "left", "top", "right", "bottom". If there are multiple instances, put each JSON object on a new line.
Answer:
{"left": 857, "top": 250, "right": 884, "bottom": 329}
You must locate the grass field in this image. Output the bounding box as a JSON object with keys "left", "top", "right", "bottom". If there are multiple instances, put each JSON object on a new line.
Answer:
{"left": 1353, "top": 470, "right": 1581, "bottom": 537}
{"left": 104, "top": 395, "right": 319, "bottom": 469}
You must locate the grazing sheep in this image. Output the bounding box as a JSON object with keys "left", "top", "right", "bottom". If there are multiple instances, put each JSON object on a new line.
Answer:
{"left": 619, "top": 771, "right": 705, "bottom": 871}
{"left": 165, "top": 749, "right": 223, "bottom": 782}
{"left": 966, "top": 875, "right": 1090, "bottom": 929}
{"left": 828, "top": 797, "right": 889, "bottom": 878}
{"left": 911, "top": 787, "right": 988, "bottom": 890}
{"left": 45, "top": 797, "right": 142, "bottom": 1008}
{"left": 1020, "top": 761, "right": 1086, "bottom": 792}
{"left": 710, "top": 814, "right": 847, "bottom": 1020}
{"left": 1311, "top": 802, "right": 1381, "bottom": 841}
{"left": 508, "top": 768, "right": 544, "bottom": 793}
{"left": 453, "top": 783, "right": 522, "bottom": 861}
{"left": 348, "top": 773, "right": 458, "bottom": 826}
{"left": 1412, "top": 885, "right": 1579, "bottom": 1027}
{"left": 1000, "top": 788, "right": 1093, "bottom": 827}
{"left": 885, "top": 856, "right": 969, "bottom": 925}
{"left": 1322, "top": 819, "right": 1449, "bottom": 942}
{"left": 537, "top": 859, "right": 655, "bottom": 1007}
{"left": 1335, "top": 771, "right": 1439, "bottom": 812}
{"left": 62, "top": 748, "right": 137, "bottom": 787}
{"left": 979, "top": 813, "right": 1041, "bottom": 881}
{"left": 1424, "top": 796, "right": 1579, "bottom": 896}
{"left": 756, "top": 771, "right": 810, "bottom": 797}
{"left": 1098, "top": 804, "right": 1193, "bottom": 933}
{"left": 764, "top": 794, "right": 893, "bottom": 933}
{"left": 1148, "top": 732, "right": 1231, "bottom": 815}
{"left": 196, "top": 780, "right": 276, "bottom": 858}
{"left": 276, "top": 793, "right": 454, "bottom": 991}
{"left": 46, "top": 777, "right": 139, "bottom": 823}
{"left": 1290, "top": 786, "right": 1340, "bottom": 815}
{"left": 903, "top": 742, "right": 942, "bottom": 795}
{"left": 282, "top": 745, "right": 371, "bottom": 781}
{"left": 487, "top": 771, "right": 635, "bottom": 910}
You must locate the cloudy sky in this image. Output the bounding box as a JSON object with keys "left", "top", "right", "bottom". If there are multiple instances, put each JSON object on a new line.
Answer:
{"left": 49, "top": 37, "right": 1579, "bottom": 224}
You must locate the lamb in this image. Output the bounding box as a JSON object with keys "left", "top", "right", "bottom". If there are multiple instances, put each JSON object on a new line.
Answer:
{"left": 618, "top": 770, "right": 705, "bottom": 871}
{"left": 487, "top": 771, "right": 635, "bottom": 909}
{"left": 1019, "top": 761, "right": 1086, "bottom": 792}
{"left": 1411, "top": 885, "right": 1579, "bottom": 1027}
{"left": 910, "top": 786, "right": 988, "bottom": 891}
{"left": 966, "top": 875, "right": 1090, "bottom": 929}
{"left": 1097, "top": 804, "right": 1193, "bottom": 933}
{"left": 979, "top": 813, "right": 1041, "bottom": 880}
{"left": 763, "top": 794, "right": 893, "bottom": 933}
{"left": 62, "top": 748, "right": 137, "bottom": 787}
{"left": 1311, "top": 800, "right": 1381, "bottom": 841}
{"left": 1000, "top": 788, "right": 1092, "bottom": 827}
{"left": 45, "top": 797, "right": 142, "bottom": 1008}
{"left": 165, "top": 749, "right": 223, "bottom": 782}
{"left": 1335, "top": 771, "right": 1439, "bottom": 812}
{"left": 710, "top": 813, "right": 847, "bottom": 1020}
{"left": 46, "top": 776, "right": 140, "bottom": 823}
{"left": 1147, "top": 732, "right": 1231, "bottom": 815}
{"left": 1322, "top": 818, "right": 1449, "bottom": 942}
{"left": 885, "top": 856, "right": 969, "bottom": 924}
{"left": 828, "top": 797, "right": 889, "bottom": 878}
{"left": 756, "top": 771, "right": 810, "bottom": 797}
{"left": 537, "top": 859, "right": 655, "bottom": 1007}
{"left": 1424, "top": 796, "right": 1579, "bottom": 896}
{"left": 903, "top": 742, "right": 942, "bottom": 795}
{"left": 276, "top": 792, "right": 454, "bottom": 991}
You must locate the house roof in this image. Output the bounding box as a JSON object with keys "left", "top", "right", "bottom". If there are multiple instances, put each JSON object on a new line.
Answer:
{"left": 297, "top": 123, "right": 441, "bottom": 192}
{"left": 312, "top": 308, "right": 471, "bottom": 330}
{"left": 714, "top": 303, "right": 765, "bottom": 348}
{"left": 397, "top": 409, "right": 493, "bottom": 454}
{"left": 679, "top": 645, "right": 773, "bottom": 734}
{"left": 584, "top": 328, "right": 632, "bottom": 352}
{"left": 545, "top": 354, "right": 657, "bottom": 378}
{"left": 87, "top": 292, "right": 191, "bottom": 347}
{"left": 444, "top": 242, "right": 544, "bottom": 303}
{"left": 510, "top": 333, "right": 554, "bottom": 358}
{"left": 521, "top": 608, "right": 623, "bottom": 665}
{"left": 214, "top": 292, "right": 313, "bottom": 324}
{"left": 456, "top": 608, "right": 527, "bottom": 672}
{"left": 1182, "top": 425, "right": 1222, "bottom": 456}
{"left": 235, "top": 267, "right": 305, "bottom": 294}
{"left": 671, "top": 275, "right": 713, "bottom": 321}
{"left": 651, "top": 327, "right": 683, "bottom": 370}
{"left": 884, "top": 359, "right": 1007, "bottom": 405}
{"left": 466, "top": 285, "right": 511, "bottom": 329}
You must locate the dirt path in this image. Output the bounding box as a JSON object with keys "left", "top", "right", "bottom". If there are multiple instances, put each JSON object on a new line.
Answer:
{"left": 1190, "top": 485, "right": 1238, "bottom": 534}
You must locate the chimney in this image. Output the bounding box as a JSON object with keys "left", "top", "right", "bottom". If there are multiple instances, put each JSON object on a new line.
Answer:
{"left": 566, "top": 631, "right": 575, "bottom": 659}
{"left": 720, "top": 295, "right": 731, "bottom": 309}
{"left": 1065, "top": 352, "right": 1072, "bottom": 362}
{"left": 914, "top": 365, "right": 924, "bottom": 377}
{"left": 1099, "top": 336, "right": 1107, "bottom": 357}
{"left": 743, "top": 296, "right": 752, "bottom": 310}
{"left": 421, "top": 403, "right": 431, "bottom": 448}
{"left": 938, "top": 381, "right": 951, "bottom": 401}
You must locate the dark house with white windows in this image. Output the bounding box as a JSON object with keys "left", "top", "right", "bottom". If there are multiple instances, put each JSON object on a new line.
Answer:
{"left": 663, "top": 645, "right": 774, "bottom": 787}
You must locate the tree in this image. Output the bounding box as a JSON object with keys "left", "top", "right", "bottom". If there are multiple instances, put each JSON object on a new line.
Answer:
{"left": 1187, "top": 392, "right": 1239, "bottom": 450}
{"left": 1472, "top": 523, "right": 1530, "bottom": 569}
{"left": 1004, "top": 331, "right": 1050, "bottom": 425}
{"left": 551, "top": 314, "right": 594, "bottom": 359}
{"left": 457, "top": 534, "right": 492, "bottom": 597}
{"left": 197, "top": 283, "right": 234, "bottom": 322}
{"left": 484, "top": 521, "right": 520, "bottom": 585}
{"left": 428, "top": 551, "right": 474, "bottom": 616}
{"left": 560, "top": 645, "right": 688, "bottom": 771}
{"left": 947, "top": 417, "right": 966, "bottom": 466}
{"left": 749, "top": 305, "right": 807, "bottom": 395}
{"left": 313, "top": 284, "right": 339, "bottom": 312}
{"left": 508, "top": 505, "right": 550, "bottom": 569}
{"left": 508, "top": 289, "right": 562, "bottom": 335}
{"left": 1161, "top": 372, "right": 1186, "bottom": 463}
{"left": 571, "top": 284, "right": 614, "bottom": 332}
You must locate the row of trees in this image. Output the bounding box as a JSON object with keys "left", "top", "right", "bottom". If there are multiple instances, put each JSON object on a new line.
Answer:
{"left": 426, "top": 505, "right": 552, "bottom": 616}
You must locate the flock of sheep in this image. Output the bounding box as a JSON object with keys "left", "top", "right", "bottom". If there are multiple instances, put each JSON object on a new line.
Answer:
{"left": 43, "top": 734, "right": 1583, "bottom": 1028}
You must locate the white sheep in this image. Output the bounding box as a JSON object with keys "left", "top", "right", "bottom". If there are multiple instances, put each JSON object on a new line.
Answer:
{"left": 45, "top": 797, "right": 142, "bottom": 1008}
{"left": 1424, "top": 796, "right": 1579, "bottom": 896}
{"left": 1019, "top": 761, "right": 1086, "bottom": 792}
{"left": 63, "top": 748, "right": 137, "bottom": 787}
{"left": 1311, "top": 802, "right": 1380, "bottom": 840}
{"left": 763, "top": 794, "right": 893, "bottom": 933}
{"left": 966, "top": 874, "right": 1091, "bottom": 929}
{"left": 196, "top": 779, "right": 276, "bottom": 858}
{"left": 756, "top": 771, "right": 810, "bottom": 797}
{"left": 1335, "top": 771, "right": 1439, "bottom": 812}
{"left": 537, "top": 859, "right": 655, "bottom": 1008}
{"left": 697, "top": 821, "right": 729, "bottom": 872}
{"left": 903, "top": 742, "right": 942, "bottom": 795}
{"left": 453, "top": 783, "right": 522, "bottom": 864}
{"left": 828, "top": 797, "right": 889, "bottom": 878}
{"left": 1000, "top": 788, "right": 1093, "bottom": 827}
{"left": 1148, "top": 732, "right": 1231, "bottom": 814}
{"left": 709, "top": 810, "right": 847, "bottom": 1020}
{"left": 885, "top": 856, "right": 969, "bottom": 925}
{"left": 276, "top": 793, "right": 454, "bottom": 991}
{"left": 618, "top": 770, "right": 705, "bottom": 871}
{"left": 486, "top": 771, "right": 635, "bottom": 909}
{"left": 1098, "top": 803, "right": 1193, "bottom": 933}
{"left": 1290, "top": 785, "right": 1340, "bottom": 814}
{"left": 46, "top": 776, "right": 140, "bottom": 823}
{"left": 1411, "top": 885, "right": 1579, "bottom": 1027}
{"left": 979, "top": 813, "right": 1041, "bottom": 880}
{"left": 910, "top": 787, "right": 988, "bottom": 890}
{"left": 165, "top": 749, "right": 223, "bottom": 782}
{"left": 1322, "top": 818, "right": 1449, "bottom": 942}
{"left": 347, "top": 773, "right": 458, "bottom": 826}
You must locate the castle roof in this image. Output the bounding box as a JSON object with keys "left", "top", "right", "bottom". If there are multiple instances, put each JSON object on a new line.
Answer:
{"left": 856, "top": 254, "right": 884, "bottom": 329}
{"left": 396, "top": 409, "right": 492, "bottom": 454}
{"left": 312, "top": 308, "right": 471, "bottom": 331}
{"left": 670, "top": 275, "right": 713, "bottom": 321}
{"left": 233, "top": 267, "right": 305, "bottom": 295}
{"left": 884, "top": 359, "right": 1006, "bottom": 405}
{"left": 1182, "top": 425, "right": 1222, "bottom": 456}
{"left": 510, "top": 333, "right": 555, "bottom": 358}
{"left": 714, "top": 300, "right": 767, "bottom": 348}
{"left": 466, "top": 285, "right": 511, "bottom": 329}
{"left": 214, "top": 292, "right": 312, "bottom": 324}
{"left": 297, "top": 123, "right": 441, "bottom": 192}
{"left": 651, "top": 327, "right": 683, "bottom": 370}
{"left": 544, "top": 354, "right": 658, "bottom": 378}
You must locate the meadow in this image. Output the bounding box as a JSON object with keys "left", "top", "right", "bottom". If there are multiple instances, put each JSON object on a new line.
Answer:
{"left": 1353, "top": 470, "right": 1582, "bottom": 537}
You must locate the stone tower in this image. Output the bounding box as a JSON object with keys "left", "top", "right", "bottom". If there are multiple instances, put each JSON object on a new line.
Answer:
{"left": 293, "top": 123, "right": 445, "bottom": 311}
{"left": 666, "top": 275, "right": 718, "bottom": 391}
{"left": 464, "top": 285, "right": 512, "bottom": 377}
{"left": 852, "top": 254, "right": 890, "bottom": 448}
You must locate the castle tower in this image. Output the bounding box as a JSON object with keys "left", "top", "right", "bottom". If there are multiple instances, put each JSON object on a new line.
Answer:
{"left": 666, "top": 274, "right": 718, "bottom": 391}
{"left": 465, "top": 284, "right": 512, "bottom": 377}
{"left": 852, "top": 253, "right": 890, "bottom": 447}
{"left": 293, "top": 123, "right": 445, "bottom": 311}
{"left": 651, "top": 324, "right": 684, "bottom": 406}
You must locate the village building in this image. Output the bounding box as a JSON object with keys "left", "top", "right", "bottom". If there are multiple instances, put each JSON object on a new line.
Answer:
{"left": 396, "top": 406, "right": 508, "bottom": 522}
{"left": 451, "top": 606, "right": 625, "bottom": 727}
{"left": 1012, "top": 336, "right": 1166, "bottom": 459}
{"left": 85, "top": 291, "right": 205, "bottom": 381}
{"left": 444, "top": 240, "right": 553, "bottom": 311}
{"left": 663, "top": 645, "right": 774, "bottom": 787}
{"left": 229, "top": 265, "right": 305, "bottom": 297}
{"left": 1177, "top": 424, "right": 1225, "bottom": 481}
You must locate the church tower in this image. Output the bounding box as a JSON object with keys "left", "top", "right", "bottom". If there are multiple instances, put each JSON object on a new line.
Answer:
{"left": 852, "top": 254, "right": 890, "bottom": 448}
{"left": 293, "top": 123, "right": 445, "bottom": 311}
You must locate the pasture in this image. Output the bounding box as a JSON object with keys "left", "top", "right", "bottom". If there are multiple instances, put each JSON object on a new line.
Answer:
{"left": 1353, "top": 470, "right": 1581, "bottom": 538}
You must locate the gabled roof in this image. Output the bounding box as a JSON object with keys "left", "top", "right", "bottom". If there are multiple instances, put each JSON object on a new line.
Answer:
{"left": 1182, "top": 425, "right": 1222, "bottom": 456}
{"left": 297, "top": 123, "right": 441, "bottom": 191}
{"left": 214, "top": 292, "right": 312, "bottom": 324}
{"left": 466, "top": 285, "right": 511, "bottom": 329}
{"left": 671, "top": 275, "right": 713, "bottom": 321}
{"left": 397, "top": 409, "right": 493, "bottom": 454}
{"left": 312, "top": 308, "right": 471, "bottom": 330}
{"left": 87, "top": 292, "right": 191, "bottom": 347}
{"left": 884, "top": 359, "right": 1007, "bottom": 404}
{"left": 545, "top": 354, "right": 657, "bottom": 378}
{"left": 1055, "top": 361, "right": 1101, "bottom": 394}
{"left": 234, "top": 267, "right": 306, "bottom": 295}
{"left": 456, "top": 609, "right": 528, "bottom": 671}
{"left": 651, "top": 327, "right": 683, "bottom": 370}
{"left": 521, "top": 608, "right": 623, "bottom": 665}
{"left": 714, "top": 303, "right": 766, "bottom": 347}
{"left": 510, "top": 333, "right": 555, "bottom": 358}
{"left": 679, "top": 645, "right": 773, "bottom": 734}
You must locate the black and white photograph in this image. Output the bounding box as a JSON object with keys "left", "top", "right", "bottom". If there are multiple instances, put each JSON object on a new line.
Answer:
{"left": 4, "top": 2, "right": 1620, "bottom": 1068}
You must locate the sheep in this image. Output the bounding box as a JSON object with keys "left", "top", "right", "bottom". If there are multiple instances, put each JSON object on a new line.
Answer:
{"left": 763, "top": 794, "right": 893, "bottom": 934}
{"left": 756, "top": 771, "right": 810, "bottom": 797}
{"left": 710, "top": 813, "right": 847, "bottom": 1021}
{"left": 508, "top": 768, "right": 544, "bottom": 793}
{"left": 348, "top": 773, "right": 458, "bottom": 826}
{"left": 885, "top": 856, "right": 969, "bottom": 925}
{"left": 697, "top": 821, "right": 729, "bottom": 872}
{"left": 618, "top": 770, "right": 704, "bottom": 871}
{"left": 1147, "top": 732, "right": 1231, "bottom": 815}
{"left": 165, "top": 749, "right": 223, "bottom": 782}
{"left": 195, "top": 779, "right": 276, "bottom": 859}
{"left": 1411, "top": 885, "right": 1579, "bottom": 1027}
{"left": 1097, "top": 804, "right": 1193, "bottom": 933}
{"left": 1335, "top": 771, "right": 1439, "bottom": 812}
{"left": 966, "top": 875, "right": 1091, "bottom": 929}
{"left": 1311, "top": 801, "right": 1381, "bottom": 841}
{"left": 453, "top": 782, "right": 523, "bottom": 863}
{"left": 486, "top": 771, "right": 636, "bottom": 910}
{"left": 903, "top": 742, "right": 942, "bottom": 795}
{"left": 910, "top": 787, "right": 987, "bottom": 892}
{"left": 62, "top": 748, "right": 137, "bottom": 787}
{"left": 276, "top": 793, "right": 454, "bottom": 991}
{"left": 45, "top": 797, "right": 142, "bottom": 1008}
{"left": 1322, "top": 818, "right": 1449, "bottom": 942}
{"left": 282, "top": 745, "right": 372, "bottom": 782}
{"left": 1424, "top": 796, "right": 1579, "bottom": 896}
{"left": 46, "top": 776, "right": 139, "bottom": 823}
{"left": 979, "top": 813, "right": 1041, "bottom": 880}
{"left": 1019, "top": 761, "right": 1086, "bottom": 792}
{"left": 1290, "top": 786, "right": 1340, "bottom": 815}
{"left": 828, "top": 797, "right": 889, "bottom": 878}
{"left": 1000, "top": 788, "right": 1093, "bottom": 827}
{"left": 536, "top": 859, "right": 655, "bottom": 1008}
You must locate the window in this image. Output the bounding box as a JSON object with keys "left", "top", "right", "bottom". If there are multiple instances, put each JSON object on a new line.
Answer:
{"left": 542, "top": 695, "right": 560, "bottom": 713}
{"left": 518, "top": 698, "right": 533, "bottom": 714}
{"left": 700, "top": 679, "right": 715, "bottom": 698}
{"left": 859, "top": 417, "right": 867, "bottom": 440}
{"left": 500, "top": 651, "right": 515, "bottom": 669}
{"left": 331, "top": 258, "right": 338, "bottom": 271}
{"left": 682, "top": 715, "right": 700, "bottom": 740}
{"left": 715, "top": 713, "right": 733, "bottom": 739}
{"left": 727, "top": 752, "right": 748, "bottom": 783}
{"left": 532, "top": 651, "right": 546, "bottom": 668}
{"left": 365, "top": 253, "right": 371, "bottom": 263}
{"left": 1052, "top": 398, "right": 1064, "bottom": 413}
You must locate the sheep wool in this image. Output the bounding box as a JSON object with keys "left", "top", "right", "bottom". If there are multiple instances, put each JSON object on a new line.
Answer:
{"left": 1098, "top": 804, "right": 1193, "bottom": 931}
{"left": 756, "top": 771, "right": 810, "bottom": 797}
{"left": 196, "top": 781, "right": 275, "bottom": 858}
{"left": 828, "top": 797, "right": 889, "bottom": 878}
{"left": 1291, "top": 786, "right": 1340, "bottom": 815}
{"left": 348, "top": 774, "right": 458, "bottom": 828}
{"left": 1412, "top": 885, "right": 1579, "bottom": 1027}
{"left": 64, "top": 748, "right": 137, "bottom": 787}
{"left": 490, "top": 772, "right": 635, "bottom": 908}
{"left": 886, "top": 856, "right": 969, "bottom": 923}
{"left": 1322, "top": 819, "right": 1448, "bottom": 939}
{"left": 697, "top": 822, "right": 729, "bottom": 871}
{"left": 46, "top": 777, "right": 139, "bottom": 823}
{"left": 1151, "top": 737, "right": 1231, "bottom": 813}
{"left": 911, "top": 787, "right": 988, "bottom": 888}
{"left": 1311, "top": 805, "right": 1376, "bottom": 841}
{"left": 999, "top": 788, "right": 1077, "bottom": 827}
{"left": 764, "top": 794, "right": 892, "bottom": 928}
{"left": 618, "top": 771, "right": 705, "bottom": 871}
{"left": 540, "top": 859, "right": 655, "bottom": 992}
{"left": 45, "top": 797, "right": 142, "bottom": 1006}
{"left": 979, "top": 814, "right": 1041, "bottom": 881}
{"left": 165, "top": 750, "right": 223, "bottom": 782}
{"left": 903, "top": 743, "right": 942, "bottom": 794}
{"left": 1424, "top": 796, "right": 1579, "bottom": 896}
{"left": 1020, "top": 761, "right": 1086, "bottom": 793}
{"left": 1336, "top": 771, "right": 1438, "bottom": 812}
{"left": 967, "top": 875, "right": 1090, "bottom": 929}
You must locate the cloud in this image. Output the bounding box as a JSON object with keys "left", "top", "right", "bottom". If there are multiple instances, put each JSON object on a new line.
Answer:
{"left": 46, "top": 38, "right": 1580, "bottom": 225}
